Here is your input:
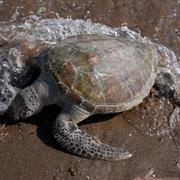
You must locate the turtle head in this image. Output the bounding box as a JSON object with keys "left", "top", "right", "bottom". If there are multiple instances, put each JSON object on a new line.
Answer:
{"left": 0, "top": 40, "right": 42, "bottom": 115}
{"left": 0, "top": 59, "right": 41, "bottom": 116}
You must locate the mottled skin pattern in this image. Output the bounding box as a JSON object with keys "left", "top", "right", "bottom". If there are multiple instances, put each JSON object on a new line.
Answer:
{"left": 5, "top": 34, "right": 180, "bottom": 160}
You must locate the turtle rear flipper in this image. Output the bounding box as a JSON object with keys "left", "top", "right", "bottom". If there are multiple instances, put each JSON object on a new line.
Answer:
{"left": 52, "top": 108, "right": 132, "bottom": 160}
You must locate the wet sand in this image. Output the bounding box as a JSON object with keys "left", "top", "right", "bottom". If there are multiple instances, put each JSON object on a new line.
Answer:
{"left": 0, "top": 0, "right": 180, "bottom": 179}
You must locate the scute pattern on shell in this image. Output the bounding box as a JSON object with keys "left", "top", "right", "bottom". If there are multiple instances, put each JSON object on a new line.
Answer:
{"left": 49, "top": 34, "right": 157, "bottom": 113}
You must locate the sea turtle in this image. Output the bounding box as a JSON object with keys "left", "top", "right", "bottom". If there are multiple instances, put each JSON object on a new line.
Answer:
{"left": 4, "top": 34, "right": 180, "bottom": 160}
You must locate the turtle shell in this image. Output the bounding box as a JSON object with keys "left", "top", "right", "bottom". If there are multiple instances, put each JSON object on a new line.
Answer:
{"left": 48, "top": 34, "right": 158, "bottom": 113}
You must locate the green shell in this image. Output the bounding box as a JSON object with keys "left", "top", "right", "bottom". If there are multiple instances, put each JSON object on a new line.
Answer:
{"left": 48, "top": 34, "right": 158, "bottom": 113}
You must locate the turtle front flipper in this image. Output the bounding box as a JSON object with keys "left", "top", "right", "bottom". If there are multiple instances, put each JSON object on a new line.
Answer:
{"left": 52, "top": 107, "right": 132, "bottom": 161}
